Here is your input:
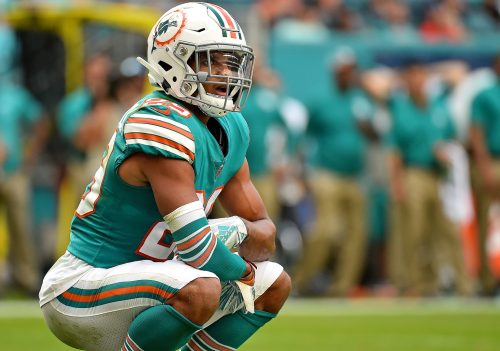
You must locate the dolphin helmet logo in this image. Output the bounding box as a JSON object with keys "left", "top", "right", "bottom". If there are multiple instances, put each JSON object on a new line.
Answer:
{"left": 152, "top": 10, "right": 186, "bottom": 52}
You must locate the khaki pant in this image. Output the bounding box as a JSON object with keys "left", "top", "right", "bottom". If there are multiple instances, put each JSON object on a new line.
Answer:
{"left": 252, "top": 173, "right": 281, "bottom": 223}
{"left": 294, "top": 170, "right": 366, "bottom": 296}
{"left": 390, "top": 168, "right": 469, "bottom": 295}
{"left": 0, "top": 171, "right": 39, "bottom": 292}
{"left": 387, "top": 201, "right": 411, "bottom": 291}
{"left": 470, "top": 159, "right": 500, "bottom": 293}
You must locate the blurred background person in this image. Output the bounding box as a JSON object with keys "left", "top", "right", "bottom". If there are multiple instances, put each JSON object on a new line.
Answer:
{"left": 419, "top": 0, "right": 468, "bottom": 43}
{"left": 366, "top": 0, "right": 419, "bottom": 43}
{"left": 360, "top": 67, "right": 397, "bottom": 291}
{"left": 56, "top": 52, "right": 114, "bottom": 204}
{"left": 469, "top": 53, "right": 500, "bottom": 295}
{"left": 110, "top": 56, "right": 146, "bottom": 116}
{"left": 242, "top": 62, "right": 309, "bottom": 270}
{"left": 243, "top": 65, "right": 287, "bottom": 223}
{"left": 0, "top": 18, "right": 49, "bottom": 296}
{"left": 293, "top": 48, "right": 371, "bottom": 297}
{"left": 386, "top": 61, "right": 470, "bottom": 296}
{"left": 243, "top": 63, "right": 307, "bottom": 223}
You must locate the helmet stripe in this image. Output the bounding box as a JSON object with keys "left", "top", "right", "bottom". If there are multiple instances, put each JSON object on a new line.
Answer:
{"left": 205, "top": 4, "right": 228, "bottom": 37}
{"left": 212, "top": 4, "right": 238, "bottom": 39}
{"left": 235, "top": 21, "right": 243, "bottom": 40}
{"left": 205, "top": 3, "right": 240, "bottom": 39}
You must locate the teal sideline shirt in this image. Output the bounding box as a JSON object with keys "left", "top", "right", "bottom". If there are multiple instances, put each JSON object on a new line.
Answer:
{"left": 470, "top": 80, "right": 500, "bottom": 157}
{"left": 57, "top": 88, "right": 92, "bottom": 139}
{"left": 0, "top": 82, "right": 42, "bottom": 175}
{"left": 307, "top": 88, "right": 371, "bottom": 176}
{"left": 243, "top": 84, "right": 283, "bottom": 177}
{"left": 57, "top": 88, "right": 93, "bottom": 161}
{"left": 386, "top": 92, "right": 456, "bottom": 169}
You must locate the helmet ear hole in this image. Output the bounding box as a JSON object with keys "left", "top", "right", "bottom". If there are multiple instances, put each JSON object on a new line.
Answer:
{"left": 172, "top": 76, "right": 177, "bottom": 82}
{"left": 158, "top": 61, "right": 172, "bottom": 72}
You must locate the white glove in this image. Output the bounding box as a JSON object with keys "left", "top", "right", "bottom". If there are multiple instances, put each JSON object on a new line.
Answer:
{"left": 209, "top": 216, "right": 248, "bottom": 251}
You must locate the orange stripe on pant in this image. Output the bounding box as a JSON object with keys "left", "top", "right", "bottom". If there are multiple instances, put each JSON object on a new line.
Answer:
{"left": 62, "top": 285, "right": 174, "bottom": 303}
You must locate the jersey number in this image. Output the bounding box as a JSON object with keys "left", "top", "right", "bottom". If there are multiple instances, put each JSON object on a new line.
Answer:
{"left": 136, "top": 221, "right": 175, "bottom": 261}
{"left": 141, "top": 98, "right": 192, "bottom": 118}
{"left": 75, "top": 132, "right": 117, "bottom": 218}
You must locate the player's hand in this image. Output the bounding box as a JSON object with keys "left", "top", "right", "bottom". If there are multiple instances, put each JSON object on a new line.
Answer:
{"left": 239, "top": 260, "right": 256, "bottom": 286}
{"left": 209, "top": 216, "right": 248, "bottom": 251}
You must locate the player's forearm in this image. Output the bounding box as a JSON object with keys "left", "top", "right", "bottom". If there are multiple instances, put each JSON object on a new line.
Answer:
{"left": 238, "top": 217, "right": 276, "bottom": 262}
{"left": 165, "top": 201, "right": 247, "bottom": 281}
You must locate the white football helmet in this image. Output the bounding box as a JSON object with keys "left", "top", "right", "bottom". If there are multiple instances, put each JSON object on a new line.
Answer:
{"left": 138, "top": 2, "right": 254, "bottom": 117}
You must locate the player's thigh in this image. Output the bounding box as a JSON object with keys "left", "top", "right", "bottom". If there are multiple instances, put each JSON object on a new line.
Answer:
{"left": 43, "top": 259, "right": 216, "bottom": 351}
{"left": 42, "top": 301, "right": 145, "bottom": 351}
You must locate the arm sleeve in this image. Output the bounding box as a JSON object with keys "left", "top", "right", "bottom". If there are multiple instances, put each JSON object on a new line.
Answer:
{"left": 165, "top": 202, "right": 247, "bottom": 281}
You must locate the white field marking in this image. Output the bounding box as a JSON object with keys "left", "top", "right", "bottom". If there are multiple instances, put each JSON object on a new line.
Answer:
{"left": 1, "top": 298, "right": 500, "bottom": 318}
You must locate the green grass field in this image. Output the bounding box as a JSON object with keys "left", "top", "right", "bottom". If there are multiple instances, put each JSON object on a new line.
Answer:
{"left": 2, "top": 298, "right": 500, "bottom": 350}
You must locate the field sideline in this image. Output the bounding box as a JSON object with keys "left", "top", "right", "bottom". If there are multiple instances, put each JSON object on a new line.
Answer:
{"left": 1, "top": 298, "right": 500, "bottom": 350}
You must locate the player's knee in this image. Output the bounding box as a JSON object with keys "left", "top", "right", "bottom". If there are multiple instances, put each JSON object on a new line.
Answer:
{"left": 274, "top": 271, "right": 292, "bottom": 302}
{"left": 170, "top": 277, "right": 221, "bottom": 324}
{"left": 255, "top": 271, "right": 292, "bottom": 314}
{"left": 190, "top": 277, "right": 222, "bottom": 310}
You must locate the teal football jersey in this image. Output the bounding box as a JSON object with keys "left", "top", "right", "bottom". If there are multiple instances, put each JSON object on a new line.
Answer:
{"left": 68, "top": 91, "right": 249, "bottom": 268}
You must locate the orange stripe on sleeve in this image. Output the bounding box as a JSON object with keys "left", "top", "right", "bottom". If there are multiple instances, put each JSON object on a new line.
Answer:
{"left": 125, "top": 132, "right": 195, "bottom": 161}
{"left": 190, "top": 234, "right": 217, "bottom": 268}
{"left": 188, "top": 339, "right": 203, "bottom": 351}
{"left": 177, "top": 227, "right": 211, "bottom": 251}
{"left": 128, "top": 117, "right": 194, "bottom": 140}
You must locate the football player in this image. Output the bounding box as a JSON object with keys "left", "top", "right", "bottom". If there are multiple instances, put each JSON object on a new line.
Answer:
{"left": 39, "top": 3, "right": 291, "bottom": 351}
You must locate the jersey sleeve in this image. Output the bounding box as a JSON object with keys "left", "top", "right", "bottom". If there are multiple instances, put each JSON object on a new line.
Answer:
{"left": 123, "top": 110, "right": 196, "bottom": 164}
